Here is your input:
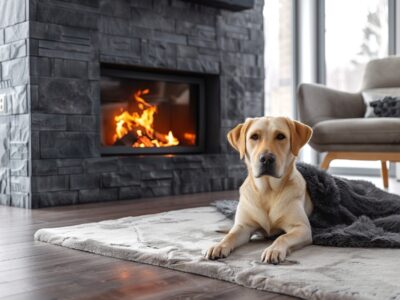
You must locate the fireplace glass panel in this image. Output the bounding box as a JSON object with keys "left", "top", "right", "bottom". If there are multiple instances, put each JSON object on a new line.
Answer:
{"left": 100, "top": 70, "right": 203, "bottom": 154}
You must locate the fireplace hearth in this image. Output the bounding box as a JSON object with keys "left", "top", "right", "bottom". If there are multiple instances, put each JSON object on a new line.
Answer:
{"left": 0, "top": 0, "right": 264, "bottom": 208}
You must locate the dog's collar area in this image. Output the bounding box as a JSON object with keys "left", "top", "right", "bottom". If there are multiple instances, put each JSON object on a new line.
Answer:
{"left": 255, "top": 167, "right": 280, "bottom": 179}
{"left": 254, "top": 172, "right": 281, "bottom": 179}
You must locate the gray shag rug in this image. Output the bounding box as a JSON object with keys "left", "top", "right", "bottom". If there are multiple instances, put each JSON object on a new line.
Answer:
{"left": 35, "top": 207, "right": 400, "bottom": 300}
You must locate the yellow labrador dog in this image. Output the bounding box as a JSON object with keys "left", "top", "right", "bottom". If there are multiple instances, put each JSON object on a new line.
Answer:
{"left": 206, "top": 116, "right": 314, "bottom": 264}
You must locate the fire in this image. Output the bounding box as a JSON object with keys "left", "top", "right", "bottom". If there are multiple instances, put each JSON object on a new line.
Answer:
{"left": 113, "top": 89, "right": 180, "bottom": 148}
{"left": 183, "top": 132, "right": 196, "bottom": 145}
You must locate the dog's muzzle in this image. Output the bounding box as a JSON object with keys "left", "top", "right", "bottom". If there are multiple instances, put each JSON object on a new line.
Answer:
{"left": 256, "top": 153, "right": 278, "bottom": 178}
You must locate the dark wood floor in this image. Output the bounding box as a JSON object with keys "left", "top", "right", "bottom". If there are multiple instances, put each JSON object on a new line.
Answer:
{"left": 0, "top": 190, "right": 296, "bottom": 300}
{"left": 2, "top": 177, "right": 399, "bottom": 300}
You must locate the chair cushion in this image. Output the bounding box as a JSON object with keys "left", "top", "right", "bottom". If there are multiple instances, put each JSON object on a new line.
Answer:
{"left": 312, "top": 118, "right": 400, "bottom": 145}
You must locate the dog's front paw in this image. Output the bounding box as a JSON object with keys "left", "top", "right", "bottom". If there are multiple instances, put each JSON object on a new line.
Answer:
{"left": 261, "top": 244, "right": 287, "bottom": 265}
{"left": 206, "top": 243, "right": 232, "bottom": 260}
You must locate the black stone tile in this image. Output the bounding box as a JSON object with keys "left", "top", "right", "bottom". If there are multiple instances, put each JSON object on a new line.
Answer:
{"left": 84, "top": 157, "right": 119, "bottom": 174}
{"left": 32, "top": 159, "right": 58, "bottom": 176}
{"left": 32, "top": 114, "right": 67, "bottom": 131}
{"left": 53, "top": 59, "right": 88, "bottom": 79}
{"left": 32, "top": 175, "right": 69, "bottom": 193}
{"left": 70, "top": 174, "right": 100, "bottom": 189}
{"left": 102, "top": 172, "right": 141, "bottom": 188}
{"left": 66, "top": 115, "right": 97, "bottom": 132}
{"left": 78, "top": 188, "right": 119, "bottom": 203}
{"left": 119, "top": 186, "right": 142, "bottom": 200}
{"left": 36, "top": 78, "right": 95, "bottom": 114}
{"left": 40, "top": 132, "right": 98, "bottom": 158}
{"left": 36, "top": 3, "right": 98, "bottom": 29}
{"left": 34, "top": 191, "right": 78, "bottom": 207}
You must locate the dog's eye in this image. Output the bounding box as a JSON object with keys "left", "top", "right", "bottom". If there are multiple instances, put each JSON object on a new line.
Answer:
{"left": 276, "top": 133, "right": 286, "bottom": 140}
{"left": 250, "top": 133, "right": 259, "bottom": 141}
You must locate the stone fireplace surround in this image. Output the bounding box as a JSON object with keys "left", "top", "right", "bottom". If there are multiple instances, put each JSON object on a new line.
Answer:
{"left": 0, "top": 0, "right": 264, "bottom": 208}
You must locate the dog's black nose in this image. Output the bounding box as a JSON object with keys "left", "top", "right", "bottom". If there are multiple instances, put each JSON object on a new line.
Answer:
{"left": 259, "top": 153, "right": 275, "bottom": 165}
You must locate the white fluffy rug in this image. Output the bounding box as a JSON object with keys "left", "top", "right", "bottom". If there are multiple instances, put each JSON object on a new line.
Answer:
{"left": 34, "top": 207, "right": 400, "bottom": 300}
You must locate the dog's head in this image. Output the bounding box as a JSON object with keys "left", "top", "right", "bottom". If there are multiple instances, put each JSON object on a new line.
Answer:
{"left": 227, "top": 116, "right": 312, "bottom": 179}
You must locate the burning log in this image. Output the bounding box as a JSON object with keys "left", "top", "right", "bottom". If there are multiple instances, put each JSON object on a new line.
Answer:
{"left": 114, "top": 125, "right": 160, "bottom": 148}
{"left": 136, "top": 135, "right": 154, "bottom": 147}
{"left": 114, "top": 132, "right": 138, "bottom": 146}
{"left": 154, "top": 131, "right": 168, "bottom": 144}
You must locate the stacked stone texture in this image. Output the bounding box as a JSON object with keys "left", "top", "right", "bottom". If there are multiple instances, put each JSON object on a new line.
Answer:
{"left": 0, "top": 0, "right": 30, "bottom": 207}
{"left": 0, "top": 0, "right": 264, "bottom": 208}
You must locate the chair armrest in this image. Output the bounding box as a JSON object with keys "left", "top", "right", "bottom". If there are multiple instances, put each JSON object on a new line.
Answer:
{"left": 297, "top": 83, "right": 365, "bottom": 127}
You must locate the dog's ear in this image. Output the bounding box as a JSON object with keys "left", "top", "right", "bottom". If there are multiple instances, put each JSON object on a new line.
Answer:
{"left": 286, "top": 118, "right": 313, "bottom": 156}
{"left": 227, "top": 119, "right": 253, "bottom": 159}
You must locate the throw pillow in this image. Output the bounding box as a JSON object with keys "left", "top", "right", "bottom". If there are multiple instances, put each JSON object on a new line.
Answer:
{"left": 369, "top": 96, "right": 400, "bottom": 117}
{"left": 362, "top": 87, "right": 400, "bottom": 117}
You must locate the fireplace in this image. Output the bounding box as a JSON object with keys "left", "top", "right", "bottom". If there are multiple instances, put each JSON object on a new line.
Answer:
{"left": 100, "top": 69, "right": 205, "bottom": 155}
{"left": 0, "top": 0, "right": 264, "bottom": 208}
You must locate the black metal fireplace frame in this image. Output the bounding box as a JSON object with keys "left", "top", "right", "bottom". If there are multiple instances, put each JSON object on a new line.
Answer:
{"left": 100, "top": 68, "right": 206, "bottom": 155}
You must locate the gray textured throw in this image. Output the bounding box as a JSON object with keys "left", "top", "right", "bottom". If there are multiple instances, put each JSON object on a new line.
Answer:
{"left": 215, "top": 163, "right": 400, "bottom": 248}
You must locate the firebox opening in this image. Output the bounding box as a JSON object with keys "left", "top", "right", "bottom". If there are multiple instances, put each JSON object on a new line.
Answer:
{"left": 100, "top": 68, "right": 206, "bottom": 155}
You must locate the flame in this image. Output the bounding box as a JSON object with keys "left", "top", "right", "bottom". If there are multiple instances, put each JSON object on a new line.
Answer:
{"left": 183, "top": 132, "right": 196, "bottom": 145}
{"left": 113, "top": 89, "right": 180, "bottom": 148}
{"left": 166, "top": 131, "right": 179, "bottom": 146}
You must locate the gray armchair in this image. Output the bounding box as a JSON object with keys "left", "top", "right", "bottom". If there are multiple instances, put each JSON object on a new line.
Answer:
{"left": 297, "top": 56, "right": 400, "bottom": 188}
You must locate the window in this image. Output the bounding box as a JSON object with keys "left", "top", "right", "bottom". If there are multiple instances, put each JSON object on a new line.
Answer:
{"left": 325, "top": 0, "right": 389, "bottom": 92}
{"left": 264, "top": 0, "right": 295, "bottom": 117}
{"left": 323, "top": 0, "right": 391, "bottom": 172}
{"left": 264, "top": 0, "right": 396, "bottom": 172}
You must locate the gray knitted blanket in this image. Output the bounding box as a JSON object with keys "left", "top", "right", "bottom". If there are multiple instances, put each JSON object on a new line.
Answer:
{"left": 215, "top": 163, "right": 400, "bottom": 247}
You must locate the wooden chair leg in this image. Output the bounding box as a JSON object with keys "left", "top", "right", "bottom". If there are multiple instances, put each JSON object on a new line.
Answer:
{"left": 381, "top": 161, "right": 389, "bottom": 188}
{"left": 320, "top": 153, "right": 333, "bottom": 170}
